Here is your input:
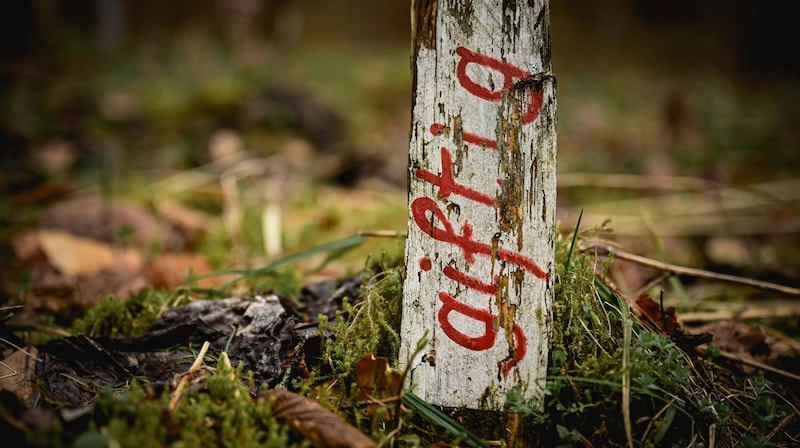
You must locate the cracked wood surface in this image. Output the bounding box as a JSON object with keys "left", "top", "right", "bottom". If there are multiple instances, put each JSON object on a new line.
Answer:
{"left": 402, "top": 0, "right": 557, "bottom": 410}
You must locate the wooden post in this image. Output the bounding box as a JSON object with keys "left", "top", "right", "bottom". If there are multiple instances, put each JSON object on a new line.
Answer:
{"left": 401, "top": 0, "right": 556, "bottom": 412}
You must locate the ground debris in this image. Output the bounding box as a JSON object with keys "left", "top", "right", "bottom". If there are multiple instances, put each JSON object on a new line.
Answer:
{"left": 24, "top": 272, "right": 365, "bottom": 409}
{"left": 259, "top": 389, "right": 378, "bottom": 448}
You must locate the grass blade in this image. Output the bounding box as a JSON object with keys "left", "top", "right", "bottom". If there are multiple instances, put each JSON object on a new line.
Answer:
{"left": 565, "top": 209, "right": 584, "bottom": 274}
{"left": 191, "top": 234, "right": 367, "bottom": 290}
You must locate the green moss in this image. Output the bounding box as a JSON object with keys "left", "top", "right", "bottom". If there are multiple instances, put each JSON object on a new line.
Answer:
{"left": 173, "top": 367, "right": 300, "bottom": 447}
{"left": 71, "top": 362, "right": 304, "bottom": 448}
{"left": 552, "top": 229, "right": 617, "bottom": 365}
{"left": 519, "top": 229, "right": 701, "bottom": 445}
{"left": 498, "top": 226, "right": 799, "bottom": 447}
{"left": 293, "top": 263, "right": 406, "bottom": 442}
{"left": 315, "top": 266, "right": 403, "bottom": 382}
{"left": 70, "top": 288, "right": 193, "bottom": 338}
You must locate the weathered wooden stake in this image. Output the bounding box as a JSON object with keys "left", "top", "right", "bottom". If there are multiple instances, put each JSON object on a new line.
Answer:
{"left": 401, "top": 0, "right": 557, "bottom": 412}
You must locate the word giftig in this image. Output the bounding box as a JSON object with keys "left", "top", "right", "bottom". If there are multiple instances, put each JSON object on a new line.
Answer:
{"left": 408, "top": 45, "right": 549, "bottom": 379}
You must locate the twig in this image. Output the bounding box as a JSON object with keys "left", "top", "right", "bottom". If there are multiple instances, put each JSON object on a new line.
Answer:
{"left": 766, "top": 414, "right": 796, "bottom": 444}
{"left": 680, "top": 305, "right": 800, "bottom": 323}
{"left": 717, "top": 349, "right": 800, "bottom": 382}
{"left": 633, "top": 272, "right": 671, "bottom": 298}
{"left": 695, "top": 346, "right": 800, "bottom": 383}
{"left": 358, "top": 230, "right": 408, "bottom": 238}
{"left": 558, "top": 172, "right": 723, "bottom": 191}
{"left": 621, "top": 304, "right": 633, "bottom": 448}
{"left": 0, "top": 361, "right": 16, "bottom": 380}
{"left": 170, "top": 341, "right": 211, "bottom": 411}
{"left": 583, "top": 242, "right": 800, "bottom": 296}
{"left": 0, "top": 338, "right": 41, "bottom": 361}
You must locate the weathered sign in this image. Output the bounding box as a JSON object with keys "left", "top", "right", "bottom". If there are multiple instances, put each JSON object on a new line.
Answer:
{"left": 401, "top": 0, "right": 557, "bottom": 410}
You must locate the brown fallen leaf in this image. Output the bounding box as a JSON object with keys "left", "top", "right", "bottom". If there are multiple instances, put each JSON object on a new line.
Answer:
{"left": 635, "top": 294, "right": 712, "bottom": 350}
{"left": 155, "top": 200, "right": 215, "bottom": 248}
{"left": 20, "top": 230, "right": 114, "bottom": 278}
{"left": 13, "top": 229, "right": 143, "bottom": 279}
{"left": 355, "top": 354, "right": 403, "bottom": 401}
{"left": 73, "top": 265, "right": 150, "bottom": 306}
{"left": 40, "top": 230, "right": 137, "bottom": 278}
{"left": 39, "top": 196, "right": 164, "bottom": 247}
{"left": 10, "top": 230, "right": 148, "bottom": 319}
{"left": 258, "top": 389, "right": 377, "bottom": 448}
{"left": 0, "top": 346, "right": 39, "bottom": 407}
{"left": 148, "top": 252, "right": 218, "bottom": 289}
{"left": 354, "top": 354, "right": 404, "bottom": 420}
{"left": 690, "top": 320, "right": 800, "bottom": 374}
{"left": 635, "top": 294, "right": 682, "bottom": 336}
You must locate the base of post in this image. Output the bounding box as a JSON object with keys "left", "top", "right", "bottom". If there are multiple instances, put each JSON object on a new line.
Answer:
{"left": 433, "top": 407, "right": 540, "bottom": 447}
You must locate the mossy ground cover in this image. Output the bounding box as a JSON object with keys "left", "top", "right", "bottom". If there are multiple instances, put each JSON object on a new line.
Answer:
{"left": 4, "top": 226, "right": 797, "bottom": 447}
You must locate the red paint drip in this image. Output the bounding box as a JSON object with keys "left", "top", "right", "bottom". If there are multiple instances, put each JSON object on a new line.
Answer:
{"left": 498, "top": 324, "right": 527, "bottom": 378}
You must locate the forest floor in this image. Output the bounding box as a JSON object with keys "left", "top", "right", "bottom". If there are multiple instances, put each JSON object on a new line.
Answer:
{"left": 2, "top": 7, "right": 800, "bottom": 446}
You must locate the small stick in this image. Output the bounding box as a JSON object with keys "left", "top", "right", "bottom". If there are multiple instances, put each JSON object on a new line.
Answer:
{"left": 583, "top": 242, "right": 800, "bottom": 296}
{"left": 170, "top": 341, "right": 211, "bottom": 410}
{"left": 358, "top": 230, "right": 408, "bottom": 238}
{"left": 696, "top": 347, "right": 800, "bottom": 383}
{"left": 681, "top": 306, "right": 800, "bottom": 323}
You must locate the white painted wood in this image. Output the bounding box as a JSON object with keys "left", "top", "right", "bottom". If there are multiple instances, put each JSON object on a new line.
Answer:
{"left": 401, "top": 0, "right": 557, "bottom": 410}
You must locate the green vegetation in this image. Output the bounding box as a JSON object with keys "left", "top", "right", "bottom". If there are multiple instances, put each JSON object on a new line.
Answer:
{"left": 70, "top": 289, "right": 193, "bottom": 339}
{"left": 317, "top": 268, "right": 403, "bottom": 379}
{"left": 297, "top": 257, "right": 407, "bottom": 441}
{"left": 502, "top": 228, "right": 797, "bottom": 447}
{"left": 2, "top": 6, "right": 799, "bottom": 447}
{"left": 71, "top": 362, "right": 300, "bottom": 448}
{"left": 2, "top": 225, "right": 796, "bottom": 447}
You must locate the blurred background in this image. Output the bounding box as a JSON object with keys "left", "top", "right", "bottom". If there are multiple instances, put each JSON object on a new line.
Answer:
{"left": 1, "top": 0, "right": 799, "bottom": 308}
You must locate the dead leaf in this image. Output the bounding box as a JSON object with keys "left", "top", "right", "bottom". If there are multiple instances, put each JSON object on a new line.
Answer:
{"left": 10, "top": 231, "right": 45, "bottom": 262}
{"left": 0, "top": 346, "right": 39, "bottom": 407}
{"left": 155, "top": 200, "right": 215, "bottom": 247}
{"left": 73, "top": 265, "right": 150, "bottom": 305}
{"left": 13, "top": 229, "right": 143, "bottom": 280}
{"left": 635, "top": 294, "right": 712, "bottom": 349}
{"left": 690, "top": 320, "right": 800, "bottom": 374}
{"left": 38, "top": 230, "right": 117, "bottom": 278}
{"left": 40, "top": 196, "right": 164, "bottom": 247}
{"left": 258, "top": 389, "right": 377, "bottom": 448}
{"left": 148, "top": 252, "right": 217, "bottom": 289}
{"left": 355, "top": 354, "right": 402, "bottom": 401}
{"left": 636, "top": 294, "right": 682, "bottom": 336}
{"left": 10, "top": 230, "right": 147, "bottom": 318}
